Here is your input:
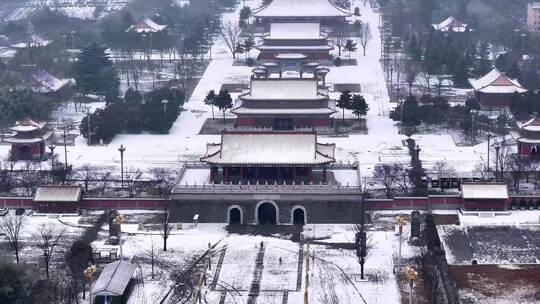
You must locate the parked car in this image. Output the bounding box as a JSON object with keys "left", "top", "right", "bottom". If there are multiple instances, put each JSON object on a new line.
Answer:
{"left": 0, "top": 207, "right": 8, "bottom": 216}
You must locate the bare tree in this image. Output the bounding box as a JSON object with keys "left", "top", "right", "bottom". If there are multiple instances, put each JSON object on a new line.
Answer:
{"left": 421, "top": 71, "right": 433, "bottom": 93}
{"left": 431, "top": 161, "right": 455, "bottom": 192}
{"left": 145, "top": 236, "right": 159, "bottom": 279}
{"left": 33, "top": 224, "right": 66, "bottom": 279}
{"left": 220, "top": 21, "right": 241, "bottom": 59}
{"left": 80, "top": 164, "right": 95, "bottom": 192}
{"left": 160, "top": 206, "right": 173, "bottom": 251}
{"left": 0, "top": 213, "right": 26, "bottom": 263}
{"left": 507, "top": 154, "right": 528, "bottom": 192}
{"left": 97, "top": 171, "right": 111, "bottom": 196}
{"left": 405, "top": 60, "right": 420, "bottom": 95}
{"left": 330, "top": 26, "right": 347, "bottom": 57}
{"left": 358, "top": 22, "right": 372, "bottom": 56}
{"left": 394, "top": 163, "right": 410, "bottom": 195}
{"left": 373, "top": 163, "right": 398, "bottom": 198}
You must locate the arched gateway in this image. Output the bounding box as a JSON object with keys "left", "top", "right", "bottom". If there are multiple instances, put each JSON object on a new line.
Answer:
{"left": 227, "top": 205, "right": 243, "bottom": 225}
{"left": 256, "top": 201, "right": 278, "bottom": 225}
{"left": 292, "top": 206, "right": 306, "bottom": 225}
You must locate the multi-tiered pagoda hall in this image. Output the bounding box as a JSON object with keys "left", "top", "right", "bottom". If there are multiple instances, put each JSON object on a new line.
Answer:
{"left": 253, "top": 0, "right": 351, "bottom": 25}
{"left": 256, "top": 22, "right": 333, "bottom": 61}
{"left": 232, "top": 77, "right": 336, "bottom": 131}
{"left": 201, "top": 131, "right": 336, "bottom": 184}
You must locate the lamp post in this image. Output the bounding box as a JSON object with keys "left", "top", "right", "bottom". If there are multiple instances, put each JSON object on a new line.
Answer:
{"left": 162, "top": 99, "right": 169, "bottom": 132}
{"left": 61, "top": 34, "right": 67, "bottom": 49}
{"left": 86, "top": 107, "right": 91, "bottom": 145}
{"left": 405, "top": 266, "right": 419, "bottom": 304}
{"left": 118, "top": 145, "right": 126, "bottom": 188}
{"left": 70, "top": 30, "right": 76, "bottom": 50}
{"left": 141, "top": 33, "right": 147, "bottom": 61}
{"left": 48, "top": 144, "right": 55, "bottom": 183}
{"left": 486, "top": 132, "right": 492, "bottom": 171}
{"left": 83, "top": 265, "right": 97, "bottom": 304}
{"left": 494, "top": 140, "right": 501, "bottom": 182}
{"left": 62, "top": 129, "right": 68, "bottom": 179}
{"left": 470, "top": 109, "right": 478, "bottom": 145}
{"left": 113, "top": 214, "right": 124, "bottom": 260}
{"left": 396, "top": 216, "right": 407, "bottom": 270}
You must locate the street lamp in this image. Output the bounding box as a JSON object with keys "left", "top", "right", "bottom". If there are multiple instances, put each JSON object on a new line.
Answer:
{"left": 118, "top": 145, "right": 126, "bottom": 188}
{"left": 113, "top": 214, "right": 124, "bottom": 260}
{"left": 395, "top": 216, "right": 407, "bottom": 270}
{"left": 83, "top": 265, "right": 97, "bottom": 304}
{"left": 48, "top": 144, "right": 55, "bottom": 182}
{"left": 70, "top": 30, "right": 76, "bottom": 50}
{"left": 486, "top": 131, "right": 492, "bottom": 171}
{"left": 405, "top": 266, "right": 419, "bottom": 304}
{"left": 493, "top": 140, "right": 501, "bottom": 182}
{"left": 62, "top": 129, "right": 69, "bottom": 179}
{"left": 470, "top": 109, "right": 478, "bottom": 145}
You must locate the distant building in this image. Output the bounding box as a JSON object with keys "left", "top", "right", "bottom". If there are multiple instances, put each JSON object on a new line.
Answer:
{"left": 253, "top": 0, "right": 351, "bottom": 25}
{"left": 201, "top": 131, "right": 336, "bottom": 184}
{"left": 432, "top": 16, "right": 468, "bottom": 32}
{"left": 527, "top": 2, "right": 540, "bottom": 32}
{"left": 10, "top": 34, "right": 51, "bottom": 49}
{"left": 127, "top": 17, "right": 167, "bottom": 33}
{"left": 468, "top": 68, "right": 527, "bottom": 110}
{"left": 34, "top": 185, "right": 82, "bottom": 213}
{"left": 461, "top": 183, "right": 510, "bottom": 211}
{"left": 515, "top": 117, "right": 540, "bottom": 157}
{"left": 4, "top": 118, "right": 52, "bottom": 161}
{"left": 256, "top": 22, "right": 333, "bottom": 60}
{"left": 232, "top": 77, "right": 336, "bottom": 130}
{"left": 28, "top": 69, "right": 71, "bottom": 98}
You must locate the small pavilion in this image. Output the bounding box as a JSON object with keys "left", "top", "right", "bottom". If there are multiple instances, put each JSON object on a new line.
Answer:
{"left": 461, "top": 183, "right": 510, "bottom": 211}
{"left": 432, "top": 16, "right": 468, "bottom": 32}
{"left": 232, "top": 77, "right": 336, "bottom": 130}
{"left": 92, "top": 260, "right": 137, "bottom": 303}
{"left": 515, "top": 117, "right": 540, "bottom": 157}
{"left": 34, "top": 185, "right": 82, "bottom": 213}
{"left": 201, "top": 131, "right": 335, "bottom": 184}
{"left": 127, "top": 17, "right": 167, "bottom": 33}
{"left": 4, "top": 118, "right": 52, "bottom": 161}
{"left": 256, "top": 22, "right": 333, "bottom": 60}
{"left": 253, "top": 0, "right": 351, "bottom": 25}
{"left": 468, "top": 68, "right": 527, "bottom": 110}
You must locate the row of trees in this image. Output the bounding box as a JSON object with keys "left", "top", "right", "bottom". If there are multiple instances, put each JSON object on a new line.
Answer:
{"left": 204, "top": 89, "right": 233, "bottom": 121}
{"left": 80, "top": 86, "right": 184, "bottom": 144}
{"left": 336, "top": 90, "right": 370, "bottom": 121}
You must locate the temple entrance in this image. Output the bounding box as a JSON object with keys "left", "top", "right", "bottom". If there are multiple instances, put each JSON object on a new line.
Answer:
{"left": 293, "top": 208, "right": 305, "bottom": 225}
{"left": 229, "top": 207, "right": 242, "bottom": 225}
{"left": 257, "top": 202, "right": 277, "bottom": 225}
{"left": 19, "top": 145, "right": 31, "bottom": 160}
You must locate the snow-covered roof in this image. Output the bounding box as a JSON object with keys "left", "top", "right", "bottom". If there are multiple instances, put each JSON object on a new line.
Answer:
{"left": 92, "top": 261, "right": 137, "bottom": 297}
{"left": 9, "top": 117, "right": 45, "bottom": 133}
{"left": 461, "top": 183, "right": 509, "bottom": 200}
{"left": 258, "top": 45, "right": 333, "bottom": 51}
{"left": 468, "top": 69, "right": 527, "bottom": 94}
{"left": 432, "top": 16, "right": 468, "bottom": 32}
{"left": 34, "top": 185, "right": 82, "bottom": 203}
{"left": 31, "top": 70, "right": 71, "bottom": 93}
{"left": 254, "top": 0, "right": 351, "bottom": 18}
{"left": 518, "top": 117, "right": 540, "bottom": 132}
{"left": 10, "top": 34, "right": 51, "bottom": 48}
{"left": 201, "top": 132, "right": 335, "bottom": 165}
{"left": 232, "top": 99, "right": 336, "bottom": 115}
{"left": 241, "top": 78, "right": 327, "bottom": 101}
{"left": 128, "top": 17, "right": 167, "bottom": 33}
{"left": 267, "top": 23, "right": 323, "bottom": 39}
{"left": 530, "top": 2, "right": 540, "bottom": 9}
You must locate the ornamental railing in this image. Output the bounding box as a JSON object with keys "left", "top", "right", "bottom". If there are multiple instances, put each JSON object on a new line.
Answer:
{"left": 172, "top": 181, "right": 362, "bottom": 194}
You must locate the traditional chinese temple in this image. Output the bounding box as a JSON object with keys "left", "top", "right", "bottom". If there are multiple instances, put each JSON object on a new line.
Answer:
{"left": 232, "top": 77, "right": 336, "bottom": 130}
{"left": 4, "top": 118, "right": 52, "bottom": 161}
{"left": 515, "top": 117, "right": 540, "bottom": 157}
{"left": 432, "top": 16, "right": 468, "bottom": 32}
{"left": 257, "top": 22, "right": 333, "bottom": 60}
{"left": 253, "top": 0, "right": 350, "bottom": 25}
{"left": 468, "top": 68, "right": 527, "bottom": 110}
{"left": 127, "top": 17, "right": 167, "bottom": 33}
{"left": 201, "top": 131, "right": 335, "bottom": 184}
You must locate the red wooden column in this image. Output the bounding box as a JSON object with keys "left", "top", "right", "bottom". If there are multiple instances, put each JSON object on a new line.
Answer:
{"left": 323, "top": 166, "right": 327, "bottom": 183}
{"left": 224, "top": 167, "right": 229, "bottom": 183}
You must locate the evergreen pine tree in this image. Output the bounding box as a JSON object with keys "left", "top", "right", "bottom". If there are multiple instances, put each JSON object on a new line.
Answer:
{"left": 351, "top": 94, "right": 369, "bottom": 118}
{"left": 337, "top": 90, "right": 352, "bottom": 122}
{"left": 344, "top": 39, "right": 358, "bottom": 58}
{"left": 73, "top": 43, "right": 119, "bottom": 100}
{"left": 204, "top": 90, "right": 217, "bottom": 120}
{"left": 215, "top": 89, "right": 233, "bottom": 123}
